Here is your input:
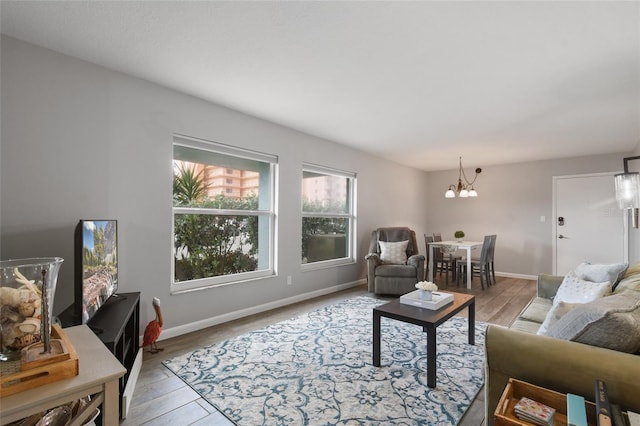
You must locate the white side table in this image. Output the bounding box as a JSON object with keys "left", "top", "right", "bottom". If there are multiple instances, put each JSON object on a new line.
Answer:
{"left": 0, "top": 325, "right": 126, "bottom": 426}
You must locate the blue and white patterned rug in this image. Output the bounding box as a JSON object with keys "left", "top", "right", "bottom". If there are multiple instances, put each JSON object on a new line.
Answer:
{"left": 163, "top": 296, "right": 486, "bottom": 425}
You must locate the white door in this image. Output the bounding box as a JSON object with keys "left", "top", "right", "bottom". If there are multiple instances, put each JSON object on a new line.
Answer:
{"left": 553, "top": 173, "right": 627, "bottom": 275}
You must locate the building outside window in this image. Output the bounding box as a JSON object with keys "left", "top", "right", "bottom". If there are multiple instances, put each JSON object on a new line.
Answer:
{"left": 302, "top": 163, "right": 356, "bottom": 267}
{"left": 172, "top": 135, "right": 277, "bottom": 292}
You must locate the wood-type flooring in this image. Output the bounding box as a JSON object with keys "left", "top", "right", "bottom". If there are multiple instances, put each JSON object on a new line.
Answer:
{"left": 122, "top": 274, "right": 536, "bottom": 425}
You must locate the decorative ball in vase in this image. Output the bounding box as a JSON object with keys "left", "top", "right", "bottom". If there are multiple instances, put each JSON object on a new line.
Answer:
{"left": 0, "top": 257, "right": 63, "bottom": 362}
{"left": 454, "top": 230, "right": 465, "bottom": 242}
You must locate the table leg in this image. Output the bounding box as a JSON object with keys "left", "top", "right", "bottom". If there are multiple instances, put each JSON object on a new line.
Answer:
{"left": 428, "top": 244, "right": 434, "bottom": 282}
{"left": 373, "top": 311, "right": 381, "bottom": 367}
{"left": 468, "top": 299, "right": 475, "bottom": 345}
{"left": 103, "top": 379, "right": 119, "bottom": 426}
{"left": 466, "top": 247, "right": 472, "bottom": 289}
{"left": 426, "top": 324, "right": 436, "bottom": 388}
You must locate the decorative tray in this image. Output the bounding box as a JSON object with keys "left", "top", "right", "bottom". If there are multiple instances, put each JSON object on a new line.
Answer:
{"left": 0, "top": 324, "right": 79, "bottom": 397}
{"left": 400, "top": 290, "right": 454, "bottom": 310}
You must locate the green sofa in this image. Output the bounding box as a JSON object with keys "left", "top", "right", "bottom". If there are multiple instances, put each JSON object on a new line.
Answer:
{"left": 484, "top": 272, "right": 640, "bottom": 425}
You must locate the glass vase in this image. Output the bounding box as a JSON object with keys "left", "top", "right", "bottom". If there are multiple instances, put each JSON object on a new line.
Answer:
{"left": 0, "top": 257, "right": 63, "bottom": 361}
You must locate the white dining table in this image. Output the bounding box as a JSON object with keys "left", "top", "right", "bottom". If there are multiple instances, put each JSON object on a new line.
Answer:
{"left": 427, "top": 240, "right": 483, "bottom": 289}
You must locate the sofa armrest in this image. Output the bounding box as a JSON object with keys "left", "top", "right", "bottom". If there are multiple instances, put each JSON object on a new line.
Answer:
{"left": 484, "top": 325, "right": 640, "bottom": 426}
{"left": 537, "top": 273, "right": 564, "bottom": 299}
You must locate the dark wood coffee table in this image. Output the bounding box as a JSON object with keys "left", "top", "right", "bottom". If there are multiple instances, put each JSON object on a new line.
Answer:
{"left": 372, "top": 292, "right": 475, "bottom": 388}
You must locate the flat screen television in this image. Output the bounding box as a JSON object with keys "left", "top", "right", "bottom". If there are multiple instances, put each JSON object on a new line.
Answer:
{"left": 74, "top": 219, "right": 118, "bottom": 324}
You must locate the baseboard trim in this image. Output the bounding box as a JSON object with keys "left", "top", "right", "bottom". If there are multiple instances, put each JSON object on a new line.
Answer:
{"left": 496, "top": 271, "right": 537, "bottom": 281}
{"left": 159, "top": 279, "right": 366, "bottom": 341}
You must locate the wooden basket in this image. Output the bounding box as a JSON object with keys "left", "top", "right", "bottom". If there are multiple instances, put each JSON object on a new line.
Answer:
{"left": 494, "top": 378, "right": 597, "bottom": 426}
{"left": 0, "top": 325, "right": 79, "bottom": 397}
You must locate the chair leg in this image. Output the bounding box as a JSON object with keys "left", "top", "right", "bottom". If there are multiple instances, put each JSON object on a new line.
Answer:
{"left": 452, "top": 259, "right": 457, "bottom": 280}
{"left": 458, "top": 264, "right": 466, "bottom": 287}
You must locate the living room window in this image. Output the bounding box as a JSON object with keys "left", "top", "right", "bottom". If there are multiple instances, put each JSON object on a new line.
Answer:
{"left": 172, "top": 135, "right": 277, "bottom": 292}
{"left": 302, "top": 163, "right": 356, "bottom": 268}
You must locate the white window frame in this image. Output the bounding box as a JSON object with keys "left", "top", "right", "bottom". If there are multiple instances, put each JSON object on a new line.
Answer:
{"left": 301, "top": 163, "right": 357, "bottom": 271}
{"left": 171, "top": 134, "right": 278, "bottom": 293}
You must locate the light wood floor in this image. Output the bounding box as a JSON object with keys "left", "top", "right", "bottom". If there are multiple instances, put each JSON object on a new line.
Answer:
{"left": 122, "top": 274, "right": 536, "bottom": 426}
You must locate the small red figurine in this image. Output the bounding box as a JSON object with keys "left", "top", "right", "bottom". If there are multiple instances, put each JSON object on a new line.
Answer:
{"left": 142, "top": 297, "right": 163, "bottom": 353}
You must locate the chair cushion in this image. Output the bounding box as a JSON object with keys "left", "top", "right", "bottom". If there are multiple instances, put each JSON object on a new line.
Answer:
{"left": 510, "top": 318, "right": 542, "bottom": 334}
{"left": 518, "top": 297, "right": 553, "bottom": 324}
{"left": 377, "top": 228, "right": 416, "bottom": 255}
{"left": 574, "top": 261, "right": 627, "bottom": 288}
{"left": 379, "top": 240, "right": 408, "bottom": 264}
{"left": 375, "top": 264, "right": 417, "bottom": 278}
{"left": 553, "top": 270, "right": 612, "bottom": 306}
{"left": 546, "top": 292, "right": 640, "bottom": 353}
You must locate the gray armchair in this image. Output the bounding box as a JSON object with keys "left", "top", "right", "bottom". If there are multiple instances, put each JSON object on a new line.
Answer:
{"left": 365, "top": 227, "right": 425, "bottom": 295}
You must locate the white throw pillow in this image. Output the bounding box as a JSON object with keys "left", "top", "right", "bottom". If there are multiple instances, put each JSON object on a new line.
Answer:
{"left": 537, "top": 301, "right": 579, "bottom": 336}
{"left": 574, "top": 262, "right": 627, "bottom": 286}
{"left": 553, "top": 270, "right": 612, "bottom": 306}
{"left": 378, "top": 240, "right": 409, "bottom": 264}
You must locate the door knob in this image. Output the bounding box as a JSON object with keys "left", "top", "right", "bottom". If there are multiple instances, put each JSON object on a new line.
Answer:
{"left": 558, "top": 235, "right": 568, "bottom": 239}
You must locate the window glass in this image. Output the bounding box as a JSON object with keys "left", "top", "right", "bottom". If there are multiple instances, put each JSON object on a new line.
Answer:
{"left": 302, "top": 165, "right": 356, "bottom": 266}
{"left": 172, "top": 136, "right": 276, "bottom": 291}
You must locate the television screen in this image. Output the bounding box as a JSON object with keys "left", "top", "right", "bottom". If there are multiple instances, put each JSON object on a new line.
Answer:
{"left": 75, "top": 220, "right": 118, "bottom": 324}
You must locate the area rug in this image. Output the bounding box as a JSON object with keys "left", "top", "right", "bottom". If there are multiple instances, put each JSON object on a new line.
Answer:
{"left": 163, "top": 296, "right": 486, "bottom": 425}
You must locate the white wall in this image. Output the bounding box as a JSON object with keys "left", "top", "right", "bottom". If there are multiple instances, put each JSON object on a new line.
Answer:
{"left": 426, "top": 154, "right": 631, "bottom": 277}
{"left": 0, "top": 36, "right": 430, "bottom": 333}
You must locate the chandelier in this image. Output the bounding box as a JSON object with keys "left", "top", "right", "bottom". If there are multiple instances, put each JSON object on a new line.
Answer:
{"left": 445, "top": 157, "right": 482, "bottom": 198}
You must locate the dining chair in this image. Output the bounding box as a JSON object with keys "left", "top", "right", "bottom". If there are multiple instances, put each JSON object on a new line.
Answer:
{"left": 424, "top": 234, "right": 433, "bottom": 276}
{"left": 487, "top": 234, "right": 497, "bottom": 285}
{"left": 457, "top": 234, "right": 493, "bottom": 290}
{"left": 427, "top": 233, "right": 459, "bottom": 286}
{"left": 462, "top": 234, "right": 497, "bottom": 286}
{"left": 470, "top": 234, "right": 497, "bottom": 285}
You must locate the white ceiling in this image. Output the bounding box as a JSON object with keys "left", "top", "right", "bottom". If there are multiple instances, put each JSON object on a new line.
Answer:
{"left": 1, "top": 1, "right": 639, "bottom": 171}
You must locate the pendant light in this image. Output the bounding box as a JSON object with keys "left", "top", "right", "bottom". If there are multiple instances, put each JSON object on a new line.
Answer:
{"left": 445, "top": 157, "right": 481, "bottom": 198}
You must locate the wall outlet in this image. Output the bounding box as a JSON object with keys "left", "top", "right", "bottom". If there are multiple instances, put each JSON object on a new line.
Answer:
{"left": 287, "top": 275, "right": 292, "bottom": 285}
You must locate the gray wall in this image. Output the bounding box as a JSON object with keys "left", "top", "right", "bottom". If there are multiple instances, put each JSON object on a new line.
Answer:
{"left": 426, "top": 154, "right": 631, "bottom": 277}
{"left": 0, "top": 36, "right": 430, "bottom": 335}
{"left": 2, "top": 35, "right": 637, "bottom": 338}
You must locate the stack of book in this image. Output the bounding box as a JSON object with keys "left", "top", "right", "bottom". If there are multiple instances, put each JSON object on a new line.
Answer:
{"left": 595, "top": 379, "right": 636, "bottom": 426}
{"left": 514, "top": 396, "right": 556, "bottom": 426}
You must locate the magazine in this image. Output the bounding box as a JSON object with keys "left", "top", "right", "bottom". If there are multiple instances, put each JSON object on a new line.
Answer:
{"left": 514, "top": 396, "right": 556, "bottom": 426}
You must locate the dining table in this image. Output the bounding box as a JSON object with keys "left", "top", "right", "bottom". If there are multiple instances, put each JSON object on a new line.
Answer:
{"left": 427, "top": 240, "right": 483, "bottom": 289}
